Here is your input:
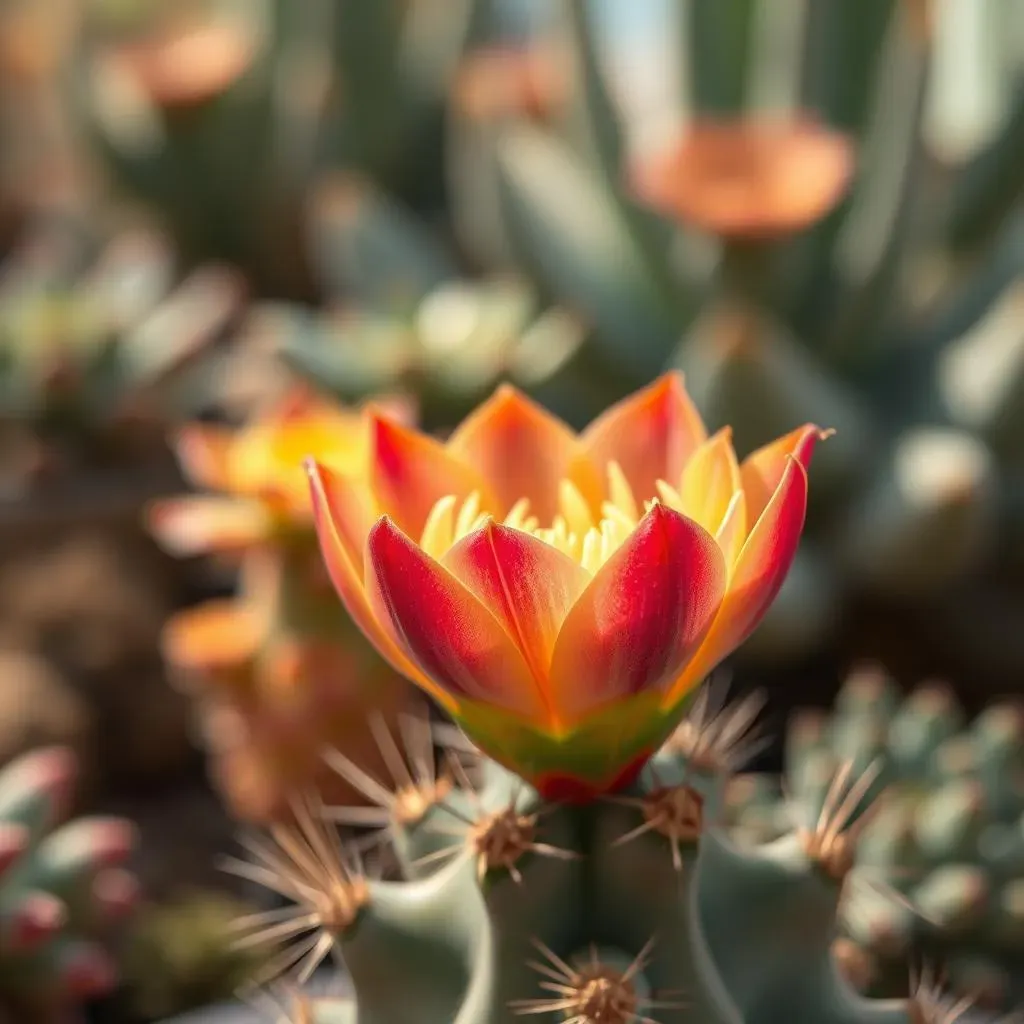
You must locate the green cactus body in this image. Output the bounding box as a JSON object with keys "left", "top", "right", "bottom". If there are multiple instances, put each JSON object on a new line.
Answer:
{"left": 0, "top": 746, "right": 138, "bottom": 1022}
{"left": 230, "top": 690, "right": 957, "bottom": 1024}
{"left": 726, "top": 665, "right": 1024, "bottom": 1008}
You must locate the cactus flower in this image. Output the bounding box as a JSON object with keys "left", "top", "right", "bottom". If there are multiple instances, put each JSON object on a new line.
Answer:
{"left": 630, "top": 119, "right": 855, "bottom": 238}
{"left": 148, "top": 386, "right": 416, "bottom": 823}
{"left": 307, "top": 373, "right": 826, "bottom": 798}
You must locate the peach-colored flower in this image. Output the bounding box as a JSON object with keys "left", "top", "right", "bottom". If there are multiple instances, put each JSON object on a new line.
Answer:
{"left": 307, "top": 373, "right": 826, "bottom": 798}
{"left": 630, "top": 119, "right": 855, "bottom": 238}
{"left": 101, "top": 18, "right": 257, "bottom": 111}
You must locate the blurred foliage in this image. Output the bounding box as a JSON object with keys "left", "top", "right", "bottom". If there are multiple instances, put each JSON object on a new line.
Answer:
{"left": 116, "top": 889, "right": 265, "bottom": 1021}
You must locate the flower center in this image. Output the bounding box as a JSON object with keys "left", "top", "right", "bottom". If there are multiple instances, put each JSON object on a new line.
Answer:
{"left": 417, "top": 460, "right": 720, "bottom": 575}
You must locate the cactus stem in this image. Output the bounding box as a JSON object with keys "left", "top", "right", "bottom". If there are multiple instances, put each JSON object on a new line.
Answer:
{"left": 609, "top": 786, "right": 705, "bottom": 874}
{"left": 509, "top": 935, "right": 685, "bottom": 1023}
{"left": 661, "top": 683, "right": 768, "bottom": 774}
{"left": 224, "top": 796, "right": 368, "bottom": 986}
{"left": 412, "top": 786, "right": 580, "bottom": 883}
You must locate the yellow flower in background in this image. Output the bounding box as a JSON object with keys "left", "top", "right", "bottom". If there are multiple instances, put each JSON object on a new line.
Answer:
{"left": 148, "top": 386, "right": 413, "bottom": 556}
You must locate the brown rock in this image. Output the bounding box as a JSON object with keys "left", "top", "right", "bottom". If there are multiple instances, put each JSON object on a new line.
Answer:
{"left": 0, "top": 530, "right": 195, "bottom": 789}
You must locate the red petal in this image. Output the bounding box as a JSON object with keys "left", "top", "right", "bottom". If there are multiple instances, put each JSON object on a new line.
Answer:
{"left": 365, "top": 518, "right": 548, "bottom": 721}
{"left": 740, "top": 424, "right": 826, "bottom": 524}
{"left": 582, "top": 372, "right": 707, "bottom": 505}
{"left": 370, "top": 414, "right": 492, "bottom": 539}
{"left": 446, "top": 384, "right": 602, "bottom": 521}
{"left": 549, "top": 504, "right": 726, "bottom": 726}
{"left": 442, "top": 521, "right": 588, "bottom": 706}
{"left": 663, "top": 456, "right": 809, "bottom": 706}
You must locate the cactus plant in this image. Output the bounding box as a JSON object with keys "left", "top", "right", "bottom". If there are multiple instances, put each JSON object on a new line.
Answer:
{"left": 222, "top": 684, "right": 984, "bottom": 1024}
{"left": 725, "top": 664, "right": 1024, "bottom": 1009}
{"left": 78, "top": 0, "right": 487, "bottom": 298}
{"left": 0, "top": 216, "right": 243, "bottom": 505}
{"left": 451, "top": 0, "right": 1024, "bottom": 669}
{"left": 147, "top": 385, "right": 417, "bottom": 825}
{"left": 226, "top": 169, "right": 601, "bottom": 433}
{"left": 0, "top": 745, "right": 138, "bottom": 1023}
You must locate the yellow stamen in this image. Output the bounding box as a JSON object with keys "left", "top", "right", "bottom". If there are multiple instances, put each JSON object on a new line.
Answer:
{"left": 558, "top": 479, "right": 595, "bottom": 536}
{"left": 420, "top": 494, "right": 457, "bottom": 558}
{"left": 606, "top": 460, "right": 639, "bottom": 522}
{"left": 655, "top": 478, "right": 685, "bottom": 514}
{"left": 455, "top": 490, "right": 482, "bottom": 539}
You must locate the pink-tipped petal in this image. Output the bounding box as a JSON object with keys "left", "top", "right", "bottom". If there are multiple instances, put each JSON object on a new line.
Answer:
{"left": 8, "top": 892, "right": 66, "bottom": 949}
{"left": 0, "top": 825, "right": 28, "bottom": 877}
{"left": 582, "top": 372, "right": 708, "bottom": 505}
{"left": 365, "top": 517, "right": 547, "bottom": 721}
{"left": 146, "top": 497, "right": 271, "bottom": 556}
{"left": 549, "top": 504, "right": 727, "bottom": 726}
{"left": 664, "top": 456, "right": 809, "bottom": 705}
{"left": 0, "top": 748, "right": 77, "bottom": 829}
{"left": 306, "top": 461, "right": 437, "bottom": 695}
{"left": 91, "top": 868, "right": 141, "bottom": 920}
{"left": 740, "top": 423, "right": 827, "bottom": 524}
{"left": 74, "top": 819, "right": 138, "bottom": 867}
{"left": 442, "top": 521, "right": 588, "bottom": 703}
{"left": 370, "top": 414, "right": 492, "bottom": 538}
{"left": 59, "top": 944, "right": 119, "bottom": 1000}
{"left": 446, "top": 384, "right": 603, "bottom": 521}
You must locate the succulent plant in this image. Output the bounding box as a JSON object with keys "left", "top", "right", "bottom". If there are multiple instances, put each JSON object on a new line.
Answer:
{"left": 0, "top": 745, "right": 138, "bottom": 1023}
{"left": 0, "top": 217, "right": 243, "bottom": 500}
{"left": 450, "top": 0, "right": 1024, "bottom": 669}
{"left": 117, "top": 889, "right": 268, "bottom": 1020}
{"left": 238, "top": 172, "right": 599, "bottom": 433}
{"left": 725, "top": 664, "right": 1024, "bottom": 1009}
{"left": 220, "top": 683, "right": 986, "bottom": 1024}
{"left": 79, "top": 0, "right": 488, "bottom": 298}
{"left": 148, "top": 386, "right": 417, "bottom": 825}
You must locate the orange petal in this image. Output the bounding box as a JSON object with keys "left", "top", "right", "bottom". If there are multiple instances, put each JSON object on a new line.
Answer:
{"left": 582, "top": 372, "right": 708, "bottom": 505}
{"left": 365, "top": 517, "right": 547, "bottom": 721}
{"left": 549, "top": 504, "right": 727, "bottom": 727}
{"left": 664, "top": 456, "right": 809, "bottom": 706}
{"left": 370, "top": 413, "right": 491, "bottom": 539}
{"left": 446, "top": 384, "right": 603, "bottom": 521}
{"left": 442, "top": 521, "right": 588, "bottom": 705}
{"left": 161, "top": 600, "right": 262, "bottom": 673}
{"left": 146, "top": 496, "right": 271, "bottom": 556}
{"left": 678, "top": 427, "right": 743, "bottom": 536}
{"left": 306, "top": 461, "right": 440, "bottom": 698}
{"left": 173, "top": 424, "right": 235, "bottom": 490}
{"left": 740, "top": 424, "right": 827, "bottom": 524}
